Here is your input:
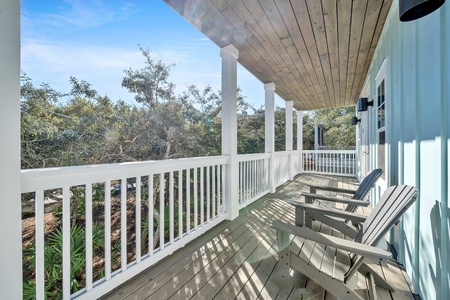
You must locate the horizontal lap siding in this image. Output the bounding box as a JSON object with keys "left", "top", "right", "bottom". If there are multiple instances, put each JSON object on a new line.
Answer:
{"left": 362, "top": 1, "right": 449, "bottom": 299}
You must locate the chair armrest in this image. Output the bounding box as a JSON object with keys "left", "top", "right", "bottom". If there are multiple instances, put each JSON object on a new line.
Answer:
{"left": 309, "top": 184, "right": 357, "bottom": 194}
{"left": 301, "top": 192, "right": 371, "bottom": 206}
{"left": 272, "top": 220, "right": 391, "bottom": 262}
{"left": 292, "top": 201, "right": 367, "bottom": 224}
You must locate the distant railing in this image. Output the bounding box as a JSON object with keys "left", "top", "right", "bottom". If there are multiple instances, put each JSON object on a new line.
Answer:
{"left": 302, "top": 150, "right": 357, "bottom": 176}
{"left": 316, "top": 146, "right": 356, "bottom": 151}
{"left": 21, "top": 156, "right": 228, "bottom": 300}
{"left": 237, "top": 153, "right": 270, "bottom": 208}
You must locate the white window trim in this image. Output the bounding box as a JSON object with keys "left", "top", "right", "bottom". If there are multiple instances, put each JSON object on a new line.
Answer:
{"left": 375, "top": 58, "right": 388, "bottom": 190}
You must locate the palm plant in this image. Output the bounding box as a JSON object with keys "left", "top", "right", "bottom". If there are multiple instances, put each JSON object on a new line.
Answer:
{"left": 23, "top": 223, "right": 104, "bottom": 299}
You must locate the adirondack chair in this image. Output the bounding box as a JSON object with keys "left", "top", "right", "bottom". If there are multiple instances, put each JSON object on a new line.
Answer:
{"left": 295, "top": 169, "right": 383, "bottom": 238}
{"left": 273, "top": 185, "right": 418, "bottom": 300}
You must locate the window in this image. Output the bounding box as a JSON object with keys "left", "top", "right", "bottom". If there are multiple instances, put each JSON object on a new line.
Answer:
{"left": 377, "top": 79, "right": 386, "bottom": 181}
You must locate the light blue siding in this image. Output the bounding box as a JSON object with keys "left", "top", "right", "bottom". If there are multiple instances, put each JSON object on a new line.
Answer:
{"left": 359, "top": 1, "right": 450, "bottom": 299}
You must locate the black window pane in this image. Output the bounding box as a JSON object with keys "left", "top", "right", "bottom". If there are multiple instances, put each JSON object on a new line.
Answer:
{"left": 378, "top": 131, "right": 385, "bottom": 180}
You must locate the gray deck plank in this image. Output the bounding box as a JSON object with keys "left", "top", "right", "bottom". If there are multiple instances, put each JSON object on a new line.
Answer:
{"left": 124, "top": 220, "right": 248, "bottom": 299}
{"left": 380, "top": 259, "right": 416, "bottom": 300}
{"left": 167, "top": 198, "right": 288, "bottom": 300}
{"left": 192, "top": 202, "right": 288, "bottom": 299}
{"left": 154, "top": 216, "right": 268, "bottom": 299}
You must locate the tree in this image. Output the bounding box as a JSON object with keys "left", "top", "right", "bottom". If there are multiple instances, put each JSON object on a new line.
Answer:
{"left": 21, "top": 74, "right": 63, "bottom": 168}
{"left": 122, "top": 46, "right": 175, "bottom": 107}
{"left": 302, "top": 113, "right": 315, "bottom": 150}
{"left": 309, "top": 106, "right": 356, "bottom": 150}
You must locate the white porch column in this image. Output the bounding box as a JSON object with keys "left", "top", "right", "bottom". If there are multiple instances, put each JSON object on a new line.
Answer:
{"left": 265, "top": 83, "right": 276, "bottom": 193}
{"left": 314, "top": 126, "right": 319, "bottom": 150}
{"left": 0, "top": 0, "right": 23, "bottom": 298}
{"left": 285, "top": 101, "right": 294, "bottom": 180}
{"left": 297, "top": 111, "right": 304, "bottom": 173}
{"left": 221, "top": 45, "right": 239, "bottom": 220}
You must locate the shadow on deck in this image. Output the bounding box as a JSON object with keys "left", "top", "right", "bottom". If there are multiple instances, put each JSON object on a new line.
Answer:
{"left": 102, "top": 174, "right": 417, "bottom": 300}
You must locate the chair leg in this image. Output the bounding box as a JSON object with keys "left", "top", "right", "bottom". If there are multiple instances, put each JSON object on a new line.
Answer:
{"left": 367, "top": 272, "right": 378, "bottom": 300}
{"left": 276, "top": 229, "right": 290, "bottom": 266}
{"left": 303, "top": 196, "right": 314, "bottom": 228}
{"left": 295, "top": 206, "right": 305, "bottom": 226}
{"left": 305, "top": 210, "right": 313, "bottom": 228}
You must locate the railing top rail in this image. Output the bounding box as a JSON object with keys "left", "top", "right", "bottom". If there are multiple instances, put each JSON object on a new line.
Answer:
{"left": 237, "top": 153, "right": 270, "bottom": 162}
{"left": 21, "top": 155, "right": 229, "bottom": 193}
{"left": 302, "top": 150, "right": 357, "bottom": 154}
{"left": 274, "top": 151, "right": 290, "bottom": 157}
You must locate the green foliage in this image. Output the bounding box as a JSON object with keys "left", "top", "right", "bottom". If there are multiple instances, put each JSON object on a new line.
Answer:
{"left": 23, "top": 223, "right": 104, "bottom": 299}
{"left": 308, "top": 106, "right": 356, "bottom": 150}
{"left": 122, "top": 46, "right": 175, "bottom": 107}
{"left": 21, "top": 46, "right": 357, "bottom": 169}
{"left": 302, "top": 113, "right": 315, "bottom": 150}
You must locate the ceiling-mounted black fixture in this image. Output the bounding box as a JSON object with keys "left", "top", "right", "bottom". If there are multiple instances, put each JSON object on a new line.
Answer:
{"left": 351, "top": 117, "right": 361, "bottom": 126}
{"left": 357, "top": 97, "right": 373, "bottom": 112}
{"left": 400, "top": 0, "right": 445, "bottom": 22}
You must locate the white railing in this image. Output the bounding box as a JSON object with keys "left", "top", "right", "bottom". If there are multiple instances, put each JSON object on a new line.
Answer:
{"left": 237, "top": 153, "right": 270, "bottom": 208}
{"left": 273, "top": 151, "right": 290, "bottom": 187}
{"left": 20, "top": 149, "right": 357, "bottom": 299}
{"left": 21, "top": 156, "right": 228, "bottom": 300}
{"left": 316, "top": 146, "right": 356, "bottom": 151}
{"left": 302, "top": 150, "right": 357, "bottom": 176}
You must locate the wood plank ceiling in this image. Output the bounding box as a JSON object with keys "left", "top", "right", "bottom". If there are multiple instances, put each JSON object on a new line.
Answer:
{"left": 163, "top": 0, "right": 392, "bottom": 110}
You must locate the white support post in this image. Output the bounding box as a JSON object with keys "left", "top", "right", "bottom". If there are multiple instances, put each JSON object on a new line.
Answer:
{"left": 297, "top": 111, "right": 303, "bottom": 173}
{"left": 314, "top": 126, "right": 319, "bottom": 150}
{"left": 356, "top": 114, "right": 361, "bottom": 180}
{"left": 265, "top": 83, "right": 276, "bottom": 193}
{"left": 221, "top": 45, "right": 239, "bottom": 220}
{"left": 285, "top": 101, "right": 294, "bottom": 180}
{"left": 0, "top": 1, "right": 23, "bottom": 298}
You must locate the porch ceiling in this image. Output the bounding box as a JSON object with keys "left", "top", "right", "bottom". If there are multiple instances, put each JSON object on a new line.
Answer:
{"left": 163, "top": 0, "right": 392, "bottom": 110}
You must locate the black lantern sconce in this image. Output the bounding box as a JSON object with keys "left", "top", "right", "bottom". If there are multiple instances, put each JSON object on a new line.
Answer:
{"left": 400, "top": 0, "right": 445, "bottom": 22}
{"left": 357, "top": 97, "right": 373, "bottom": 112}
{"left": 351, "top": 117, "right": 361, "bottom": 126}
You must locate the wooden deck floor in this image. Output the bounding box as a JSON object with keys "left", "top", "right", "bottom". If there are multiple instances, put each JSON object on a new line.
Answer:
{"left": 102, "top": 174, "right": 417, "bottom": 300}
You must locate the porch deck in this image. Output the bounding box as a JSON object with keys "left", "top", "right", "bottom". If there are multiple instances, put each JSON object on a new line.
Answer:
{"left": 102, "top": 174, "right": 416, "bottom": 300}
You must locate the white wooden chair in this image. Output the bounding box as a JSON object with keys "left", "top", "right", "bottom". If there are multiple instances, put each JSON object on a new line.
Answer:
{"left": 273, "top": 185, "right": 418, "bottom": 300}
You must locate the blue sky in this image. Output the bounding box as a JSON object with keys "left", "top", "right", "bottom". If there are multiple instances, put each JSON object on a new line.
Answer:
{"left": 21, "top": 0, "right": 285, "bottom": 108}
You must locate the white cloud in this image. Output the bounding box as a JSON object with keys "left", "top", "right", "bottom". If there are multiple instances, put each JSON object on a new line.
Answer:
{"left": 21, "top": 41, "right": 142, "bottom": 100}
{"left": 22, "top": 42, "right": 141, "bottom": 71}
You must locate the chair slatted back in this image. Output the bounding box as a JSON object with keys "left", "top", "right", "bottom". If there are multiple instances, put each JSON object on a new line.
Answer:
{"left": 345, "top": 185, "right": 418, "bottom": 282}
{"left": 345, "top": 169, "right": 383, "bottom": 213}
{"left": 355, "top": 185, "right": 419, "bottom": 246}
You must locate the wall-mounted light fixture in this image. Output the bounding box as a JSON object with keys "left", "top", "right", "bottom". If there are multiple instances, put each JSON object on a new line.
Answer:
{"left": 400, "top": 0, "right": 445, "bottom": 22}
{"left": 351, "top": 117, "right": 361, "bottom": 126}
{"left": 357, "top": 97, "right": 373, "bottom": 112}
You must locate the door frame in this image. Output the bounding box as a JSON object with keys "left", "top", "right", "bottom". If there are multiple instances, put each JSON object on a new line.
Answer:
{"left": 374, "top": 58, "right": 389, "bottom": 193}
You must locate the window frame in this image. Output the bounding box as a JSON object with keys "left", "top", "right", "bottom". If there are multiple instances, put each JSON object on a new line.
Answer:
{"left": 374, "top": 59, "right": 388, "bottom": 190}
